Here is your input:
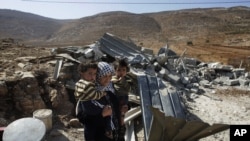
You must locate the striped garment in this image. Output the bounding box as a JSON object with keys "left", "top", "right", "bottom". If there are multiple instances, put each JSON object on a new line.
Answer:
{"left": 74, "top": 79, "right": 105, "bottom": 101}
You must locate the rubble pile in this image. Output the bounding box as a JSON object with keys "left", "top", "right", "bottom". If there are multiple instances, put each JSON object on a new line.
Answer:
{"left": 0, "top": 33, "right": 249, "bottom": 129}
{"left": 155, "top": 53, "right": 250, "bottom": 94}
{"left": 0, "top": 38, "right": 15, "bottom": 49}
{"left": 0, "top": 38, "right": 24, "bottom": 49}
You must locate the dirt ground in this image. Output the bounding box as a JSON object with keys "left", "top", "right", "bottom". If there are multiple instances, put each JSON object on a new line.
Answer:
{"left": 184, "top": 86, "right": 250, "bottom": 141}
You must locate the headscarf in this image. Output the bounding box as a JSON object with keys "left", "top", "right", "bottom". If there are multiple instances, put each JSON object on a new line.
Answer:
{"left": 96, "top": 61, "right": 115, "bottom": 93}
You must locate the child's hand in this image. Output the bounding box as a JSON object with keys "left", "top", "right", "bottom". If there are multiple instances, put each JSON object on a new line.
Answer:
{"left": 102, "top": 105, "right": 112, "bottom": 117}
{"left": 120, "top": 105, "right": 129, "bottom": 114}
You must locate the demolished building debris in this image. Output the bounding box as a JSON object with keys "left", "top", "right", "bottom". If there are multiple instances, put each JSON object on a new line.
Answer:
{"left": 0, "top": 33, "right": 250, "bottom": 140}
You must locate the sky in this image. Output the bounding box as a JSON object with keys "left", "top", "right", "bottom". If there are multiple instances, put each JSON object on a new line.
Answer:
{"left": 1, "top": 0, "right": 250, "bottom": 19}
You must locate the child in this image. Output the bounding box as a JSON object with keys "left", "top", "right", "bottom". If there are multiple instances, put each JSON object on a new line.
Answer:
{"left": 112, "top": 59, "right": 131, "bottom": 128}
{"left": 74, "top": 60, "right": 106, "bottom": 101}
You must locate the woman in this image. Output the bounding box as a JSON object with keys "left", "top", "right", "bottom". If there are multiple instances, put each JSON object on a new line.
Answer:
{"left": 81, "top": 61, "right": 123, "bottom": 141}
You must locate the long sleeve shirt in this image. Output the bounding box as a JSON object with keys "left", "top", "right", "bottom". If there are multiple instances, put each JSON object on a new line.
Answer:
{"left": 74, "top": 79, "right": 105, "bottom": 101}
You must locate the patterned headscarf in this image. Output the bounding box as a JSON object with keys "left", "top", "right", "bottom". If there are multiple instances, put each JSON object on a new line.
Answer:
{"left": 96, "top": 61, "right": 115, "bottom": 93}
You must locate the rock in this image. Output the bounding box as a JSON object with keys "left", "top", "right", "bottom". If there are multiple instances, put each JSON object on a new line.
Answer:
{"left": 69, "top": 118, "right": 82, "bottom": 128}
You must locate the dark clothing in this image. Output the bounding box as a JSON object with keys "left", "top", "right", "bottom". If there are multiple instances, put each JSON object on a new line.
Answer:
{"left": 83, "top": 115, "right": 112, "bottom": 141}
{"left": 78, "top": 91, "right": 123, "bottom": 141}
{"left": 117, "top": 95, "right": 129, "bottom": 110}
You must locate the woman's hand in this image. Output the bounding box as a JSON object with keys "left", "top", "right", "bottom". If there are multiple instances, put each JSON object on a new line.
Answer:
{"left": 102, "top": 105, "right": 112, "bottom": 117}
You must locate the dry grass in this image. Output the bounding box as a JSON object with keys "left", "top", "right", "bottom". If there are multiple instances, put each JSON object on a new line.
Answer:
{"left": 216, "top": 87, "right": 250, "bottom": 96}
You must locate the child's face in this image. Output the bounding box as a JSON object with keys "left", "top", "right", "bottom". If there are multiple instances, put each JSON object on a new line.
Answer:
{"left": 116, "top": 66, "right": 127, "bottom": 78}
{"left": 81, "top": 68, "right": 97, "bottom": 82}
{"left": 99, "top": 73, "right": 112, "bottom": 87}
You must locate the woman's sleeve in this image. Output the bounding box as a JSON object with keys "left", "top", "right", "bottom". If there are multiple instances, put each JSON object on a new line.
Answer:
{"left": 77, "top": 100, "right": 104, "bottom": 124}
{"left": 82, "top": 95, "right": 110, "bottom": 118}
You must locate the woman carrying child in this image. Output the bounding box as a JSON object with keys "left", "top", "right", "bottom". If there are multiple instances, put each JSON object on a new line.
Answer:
{"left": 75, "top": 61, "right": 122, "bottom": 141}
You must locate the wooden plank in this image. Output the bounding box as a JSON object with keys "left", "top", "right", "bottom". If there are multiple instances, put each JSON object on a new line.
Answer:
{"left": 137, "top": 75, "right": 152, "bottom": 141}
{"left": 53, "top": 59, "right": 63, "bottom": 79}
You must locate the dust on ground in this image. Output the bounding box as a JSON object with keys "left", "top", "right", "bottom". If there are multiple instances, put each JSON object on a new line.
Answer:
{"left": 184, "top": 86, "right": 250, "bottom": 141}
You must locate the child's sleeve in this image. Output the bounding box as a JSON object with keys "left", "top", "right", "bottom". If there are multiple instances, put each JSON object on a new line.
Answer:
{"left": 75, "top": 80, "right": 105, "bottom": 101}
{"left": 113, "top": 77, "right": 131, "bottom": 96}
{"left": 113, "top": 72, "right": 138, "bottom": 96}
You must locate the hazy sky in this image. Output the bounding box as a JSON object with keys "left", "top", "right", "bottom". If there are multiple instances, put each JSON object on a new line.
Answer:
{"left": 1, "top": 0, "right": 250, "bottom": 19}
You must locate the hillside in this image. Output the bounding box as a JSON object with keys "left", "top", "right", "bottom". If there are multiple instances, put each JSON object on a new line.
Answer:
{"left": 1, "top": 7, "right": 250, "bottom": 46}
{"left": 147, "top": 6, "right": 250, "bottom": 45}
{"left": 0, "top": 7, "right": 250, "bottom": 68}
{"left": 1, "top": 6, "right": 249, "bottom": 45}
{"left": 48, "top": 11, "right": 161, "bottom": 45}
{"left": 0, "top": 9, "right": 69, "bottom": 42}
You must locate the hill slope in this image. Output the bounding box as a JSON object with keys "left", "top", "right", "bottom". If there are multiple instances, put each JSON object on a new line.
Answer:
{"left": 1, "top": 7, "right": 250, "bottom": 46}
{"left": 1, "top": 7, "right": 250, "bottom": 67}
{"left": 48, "top": 11, "right": 161, "bottom": 45}
{"left": 147, "top": 6, "right": 250, "bottom": 46}
{"left": 0, "top": 9, "right": 67, "bottom": 42}
{"left": 47, "top": 6, "right": 250, "bottom": 48}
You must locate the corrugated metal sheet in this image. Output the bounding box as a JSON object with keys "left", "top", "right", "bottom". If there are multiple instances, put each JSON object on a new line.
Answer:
{"left": 137, "top": 74, "right": 186, "bottom": 141}
{"left": 99, "top": 33, "right": 151, "bottom": 63}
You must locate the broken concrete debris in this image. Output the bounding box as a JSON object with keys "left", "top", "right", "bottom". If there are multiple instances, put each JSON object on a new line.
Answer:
{"left": 0, "top": 33, "right": 249, "bottom": 138}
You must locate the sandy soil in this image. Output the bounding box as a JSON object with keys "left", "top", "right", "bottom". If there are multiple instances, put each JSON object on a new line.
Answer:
{"left": 184, "top": 86, "right": 250, "bottom": 141}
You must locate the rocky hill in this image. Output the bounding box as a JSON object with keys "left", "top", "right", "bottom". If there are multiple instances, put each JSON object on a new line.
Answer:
{"left": 47, "top": 11, "right": 162, "bottom": 45}
{"left": 147, "top": 6, "right": 250, "bottom": 45}
{"left": 0, "top": 9, "right": 70, "bottom": 43}
{"left": 1, "top": 6, "right": 250, "bottom": 46}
